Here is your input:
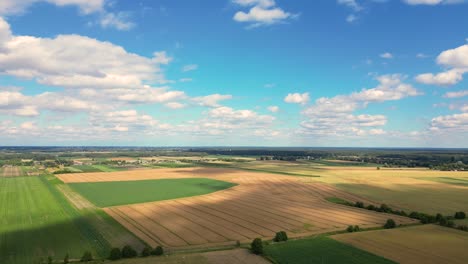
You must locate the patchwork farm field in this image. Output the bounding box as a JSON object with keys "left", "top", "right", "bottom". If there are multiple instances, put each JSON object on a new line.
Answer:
{"left": 0, "top": 176, "right": 106, "bottom": 264}
{"left": 264, "top": 236, "right": 396, "bottom": 264}
{"left": 69, "top": 178, "right": 237, "bottom": 207}
{"left": 58, "top": 168, "right": 416, "bottom": 249}
{"left": 226, "top": 161, "right": 468, "bottom": 214}
{"left": 332, "top": 225, "right": 468, "bottom": 264}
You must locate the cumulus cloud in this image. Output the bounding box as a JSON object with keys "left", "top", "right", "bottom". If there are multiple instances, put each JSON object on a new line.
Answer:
{"left": 299, "top": 74, "right": 421, "bottom": 137}
{"left": 430, "top": 113, "right": 468, "bottom": 133}
{"left": 443, "top": 90, "right": 468, "bottom": 98}
{"left": 232, "top": 0, "right": 296, "bottom": 27}
{"left": 284, "top": 93, "right": 310, "bottom": 105}
{"left": 192, "top": 94, "right": 233, "bottom": 108}
{"left": 0, "top": 18, "right": 170, "bottom": 90}
{"left": 416, "top": 44, "right": 468, "bottom": 86}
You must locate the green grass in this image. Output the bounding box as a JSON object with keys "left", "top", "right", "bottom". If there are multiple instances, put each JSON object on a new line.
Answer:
{"left": 0, "top": 176, "right": 109, "bottom": 264}
{"left": 71, "top": 165, "right": 103, "bottom": 172}
{"left": 325, "top": 197, "right": 352, "bottom": 205}
{"left": 69, "top": 178, "right": 237, "bottom": 207}
{"left": 151, "top": 162, "right": 196, "bottom": 168}
{"left": 264, "top": 236, "right": 396, "bottom": 264}
{"left": 91, "top": 164, "right": 124, "bottom": 172}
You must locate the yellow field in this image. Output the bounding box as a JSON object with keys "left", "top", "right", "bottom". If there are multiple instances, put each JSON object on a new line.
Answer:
{"left": 332, "top": 225, "right": 468, "bottom": 264}
{"left": 58, "top": 168, "right": 415, "bottom": 249}
{"left": 230, "top": 161, "right": 468, "bottom": 214}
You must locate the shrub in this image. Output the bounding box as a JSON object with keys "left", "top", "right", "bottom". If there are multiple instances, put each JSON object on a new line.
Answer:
{"left": 274, "top": 231, "right": 288, "bottom": 242}
{"left": 439, "top": 217, "right": 448, "bottom": 226}
{"left": 141, "top": 246, "right": 151, "bottom": 257}
{"left": 384, "top": 219, "right": 396, "bottom": 229}
{"left": 447, "top": 220, "right": 455, "bottom": 228}
{"left": 409, "top": 211, "right": 421, "bottom": 219}
{"left": 251, "top": 238, "right": 263, "bottom": 255}
{"left": 436, "top": 213, "right": 443, "bottom": 221}
{"left": 353, "top": 225, "right": 360, "bottom": 232}
{"left": 366, "top": 204, "right": 376, "bottom": 211}
{"left": 346, "top": 225, "right": 354, "bottom": 232}
{"left": 151, "top": 246, "right": 164, "bottom": 256}
{"left": 455, "top": 212, "right": 466, "bottom": 219}
{"left": 121, "top": 245, "right": 137, "bottom": 258}
{"left": 380, "top": 204, "right": 391, "bottom": 213}
{"left": 457, "top": 225, "right": 468, "bottom": 232}
{"left": 109, "top": 248, "right": 122, "bottom": 260}
{"left": 63, "top": 253, "right": 69, "bottom": 264}
{"left": 355, "top": 201, "right": 364, "bottom": 208}
{"left": 80, "top": 251, "right": 93, "bottom": 262}
{"left": 48, "top": 256, "right": 53, "bottom": 264}
{"left": 236, "top": 240, "right": 241, "bottom": 247}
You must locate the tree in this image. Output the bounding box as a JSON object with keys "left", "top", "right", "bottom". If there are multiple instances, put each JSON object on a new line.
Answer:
{"left": 380, "top": 204, "right": 391, "bottom": 213}
{"left": 122, "top": 245, "right": 137, "bottom": 258}
{"left": 48, "top": 256, "right": 53, "bottom": 264}
{"left": 80, "top": 251, "right": 93, "bottom": 262}
{"left": 346, "top": 225, "right": 354, "bottom": 232}
{"left": 355, "top": 201, "right": 364, "bottom": 208}
{"left": 384, "top": 219, "right": 396, "bottom": 229}
{"left": 436, "top": 213, "right": 443, "bottom": 221}
{"left": 251, "top": 238, "right": 263, "bottom": 255}
{"left": 366, "top": 204, "right": 376, "bottom": 211}
{"left": 63, "top": 253, "right": 69, "bottom": 264}
{"left": 354, "top": 225, "right": 360, "bottom": 232}
{"left": 109, "top": 248, "right": 122, "bottom": 260}
{"left": 274, "top": 231, "right": 288, "bottom": 242}
{"left": 151, "top": 246, "right": 164, "bottom": 256}
{"left": 141, "top": 247, "right": 151, "bottom": 257}
{"left": 236, "top": 240, "right": 241, "bottom": 247}
{"left": 455, "top": 212, "right": 466, "bottom": 219}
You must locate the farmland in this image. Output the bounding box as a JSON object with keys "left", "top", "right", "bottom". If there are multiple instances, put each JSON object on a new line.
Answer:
{"left": 332, "top": 225, "right": 468, "bottom": 264}
{"left": 225, "top": 161, "right": 468, "bottom": 214}
{"left": 59, "top": 168, "right": 416, "bottom": 248}
{"left": 1, "top": 166, "right": 23, "bottom": 177}
{"left": 69, "top": 178, "right": 237, "bottom": 207}
{"left": 0, "top": 176, "right": 104, "bottom": 264}
{"left": 264, "top": 236, "right": 396, "bottom": 264}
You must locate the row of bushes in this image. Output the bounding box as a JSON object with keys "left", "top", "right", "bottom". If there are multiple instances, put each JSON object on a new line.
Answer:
{"left": 341, "top": 199, "right": 467, "bottom": 232}
{"left": 109, "top": 245, "right": 164, "bottom": 260}
{"left": 251, "top": 231, "right": 289, "bottom": 255}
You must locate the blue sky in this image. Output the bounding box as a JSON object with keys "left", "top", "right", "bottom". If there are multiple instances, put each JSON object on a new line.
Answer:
{"left": 0, "top": 0, "right": 467, "bottom": 147}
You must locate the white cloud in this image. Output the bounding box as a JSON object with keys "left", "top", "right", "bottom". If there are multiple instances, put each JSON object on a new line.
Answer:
{"left": 346, "top": 14, "right": 358, "bottom": 23}
{"left": 99, "top": 11, "right": 134, "bottom": 30}
{"left": 443, "top": 90, "right": 468, "bottom": 98}
{"left": 267, "top": 106, "right": 279, "bottom": 113}
{"left": 403, "top": 0, "right": 463, "bottom": 5}
{"left": 182, "top": 64, "right": 198, "bottom": 72}
{"left": 0, "top": 18, "right": 169, "bottom": 90}
{"left": 179, "top": 78, "right": 193, "bottom": 83}
{"left": 284, "top": 93, "right": 310, "bottom": 105}
{"left": 0, "top": 0, "right": 105, "bottom": 16}
{"left": 299, "top": 74, "right": 421, "bottom": 137}
{"left": 416, "top": 44, "right": 468, "bottom": 86}
{"left": 380, "top": 52, "right": 393, "bottom": 59}
{"left": 232, "top": 0, "right": 296, "bottom": 27}
{"left": 416, "top": 53, "right": 429, "bottom": 58}
{"left": 337, "top": 0, "right": 362, "bottom": 11}
{"left": 165, "top": 102, "right": 185, "bottom": 109}
{"left": 430, "top": 113, "right": 468, "bottom": 132}
{"left": 192, "top": 94, "right": 233, "bottom": 107}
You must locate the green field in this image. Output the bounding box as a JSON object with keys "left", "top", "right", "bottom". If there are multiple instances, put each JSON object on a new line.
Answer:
{"left": 0, "top": 176, "right": 109, "bottom": 264}
{"left": 264, "top": 236, "right": 396, "bottom": 264}
{"left": 69, "top": 178, "right": 237, "bottom": 207}
{"left": 71, "top": 165, "right": 103, "bottom": 172}
{"left": 91, "top": 164, "right": 125, "bottom": 172}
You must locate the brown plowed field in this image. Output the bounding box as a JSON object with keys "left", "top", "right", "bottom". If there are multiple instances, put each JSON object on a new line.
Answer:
{"left": 58, "top": 167, "right": 417, "bottom": 249}
{"left": 1, "top": 166, "right": 22, "bottom": 177}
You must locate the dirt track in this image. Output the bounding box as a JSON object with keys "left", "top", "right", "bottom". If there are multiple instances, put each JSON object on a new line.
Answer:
{"left": 58, "top": 168, "right": 417, "bottom": 249}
